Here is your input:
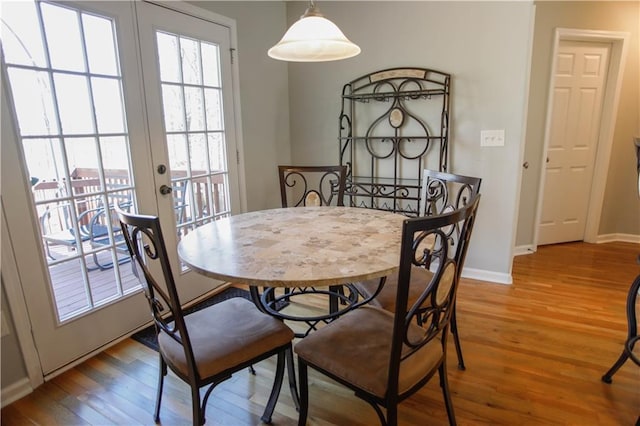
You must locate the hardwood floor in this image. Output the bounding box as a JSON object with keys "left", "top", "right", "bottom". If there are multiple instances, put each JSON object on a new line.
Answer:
{"left": 2, "top": 242, "right": 639, "bottom": 425}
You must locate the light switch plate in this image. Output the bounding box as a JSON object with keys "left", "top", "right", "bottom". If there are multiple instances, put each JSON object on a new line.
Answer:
{"left": 481, "top": 129, "right": 505, "bottom": 147}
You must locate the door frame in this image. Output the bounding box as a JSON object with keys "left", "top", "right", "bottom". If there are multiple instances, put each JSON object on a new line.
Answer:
{"left": 533, "top": 28, "right": 629, "bottom": 249}
{"left": 1, "top": 0, "right": 246, "bottom": 392}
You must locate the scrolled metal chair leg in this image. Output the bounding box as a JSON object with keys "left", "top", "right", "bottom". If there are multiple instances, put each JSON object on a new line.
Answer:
{"left": 602, "top": 350, "right": 629, "bottom": 383}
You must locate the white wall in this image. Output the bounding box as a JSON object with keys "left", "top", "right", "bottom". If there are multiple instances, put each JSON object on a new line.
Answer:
{"left": 286, "top": 1, "right": 534, "bottom": 281}
{"left": 192, "top": 1, "right": 535, "bottom": 280}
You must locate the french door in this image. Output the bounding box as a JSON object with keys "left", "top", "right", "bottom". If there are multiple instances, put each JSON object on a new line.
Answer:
{"left": 1, "top": 0, "right": 241, "bottom": 375}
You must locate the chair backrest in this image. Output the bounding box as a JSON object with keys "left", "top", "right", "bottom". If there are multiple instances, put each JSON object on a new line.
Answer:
{"left": 420, "top": 169, "right": 481, "bottom": 217}
{"left": 388, "top": 194, "right": 481, "bottom": 397}
{"left": 419, "top": 169, "right": 481, "bottom": 279}
{"left": 116, "top": 209, "right": 200, "bottom": 380}
{"left": 278, "top": 165, "right": 347, "bottom": 207}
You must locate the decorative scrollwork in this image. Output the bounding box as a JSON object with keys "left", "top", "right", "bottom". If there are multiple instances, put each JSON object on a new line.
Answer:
{"left": 339, "top": 68, "right": 450, "bottom": 215}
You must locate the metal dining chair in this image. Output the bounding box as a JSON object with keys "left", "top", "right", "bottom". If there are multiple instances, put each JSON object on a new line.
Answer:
{"left": 353, "top": 169, "right": 482, "bottom": 370}
{"left": 278, "top": 165, "right": 347, "bottom": 207}
{"left": 116, "top": 209, "right": 295, "bottom": 425}
{"left": 601, "top": 138, "right": 640, "bottom": 391}
{"left": 269, "top": 165, "right": 353, "bottom": 333}
{"left": 295, "top": 194, "right": 481, "bottom": 426}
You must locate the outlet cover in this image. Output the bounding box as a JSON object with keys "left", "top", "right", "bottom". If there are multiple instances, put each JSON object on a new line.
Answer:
{"left": 481, "top": 129, "right": 505, "bottom": 147}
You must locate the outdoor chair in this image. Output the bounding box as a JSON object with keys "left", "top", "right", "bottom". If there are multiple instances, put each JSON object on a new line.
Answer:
{"left": 116, "top": 209, "right": 295, "bottom": 425}
{"left": 354, "top": 169, "right": 481, "bottom": 370}
{"left": 40, "top": 201, "right": 109, "bottom": 260}
{"left": 295, "top": 194, "right": 481, "bottom": 426}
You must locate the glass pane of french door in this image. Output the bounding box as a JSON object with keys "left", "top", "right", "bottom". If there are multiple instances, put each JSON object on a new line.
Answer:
{"left": 2, "top": 0, "right": 140, "bottom": 322}
{"left": 156, "top": 30, "right": 232, "bottom": 237}
{"left": 2, "top": 0, "right": 241, "bottom": 375}
{"left": 135, "top": 0, "right": 241, "bottom": 303}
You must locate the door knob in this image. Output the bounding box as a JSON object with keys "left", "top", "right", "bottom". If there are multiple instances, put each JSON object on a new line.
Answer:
{"left": 523, "top": 161, "right": 529, "bottom": 169}
{"left": 159, "top": 184, "right": 172, "bottom": 195}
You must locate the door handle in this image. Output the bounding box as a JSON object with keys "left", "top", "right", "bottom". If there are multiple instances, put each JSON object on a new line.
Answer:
{"left": 159, "top": 184, "right": 172, "bottom": 195}
{"left": 523, "top": 161, "right": 529, "bottom": 169}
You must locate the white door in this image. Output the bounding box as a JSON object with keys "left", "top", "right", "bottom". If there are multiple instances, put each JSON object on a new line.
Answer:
{"left": 538, "top": 40, "right": 610, "bottom": 245}
{"left": 1, "top": 0, "right": 240, "bottom": 375}
{"left": 135, "top": 1, "right": 241, "bottom": 302}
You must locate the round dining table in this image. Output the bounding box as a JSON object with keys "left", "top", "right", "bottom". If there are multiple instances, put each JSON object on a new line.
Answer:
{"left": 178, "top": 206, "right": 407, "bottom": 337}
{"left": 177, "top": 206, "right": 406, "bottom": 288}
{"left": 177, "top": 206, "right": 406, "bottom": 408}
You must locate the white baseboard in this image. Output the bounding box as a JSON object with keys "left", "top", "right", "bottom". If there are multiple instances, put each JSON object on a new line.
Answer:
{"left": 1, "top": 378, "right": 32, "bottom": 408}
{"left": 461, "top": 267, "right": 512, "bottom": 285}
{"left": 596, "top": 233, "right": 640, "bottom": 244}
{"left": 513, "top": 245, "right": 535, "bottom": 256}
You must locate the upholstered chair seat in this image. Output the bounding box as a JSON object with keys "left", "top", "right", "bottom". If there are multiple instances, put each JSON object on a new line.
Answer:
{"left": 295, "top": 305, "right": 442, "bottom": 398}
{"left": 354, "top": 267, "right": 434, "bottom": 314}
{"left": 158, "top": 297, "right": 294, "bottom": 379}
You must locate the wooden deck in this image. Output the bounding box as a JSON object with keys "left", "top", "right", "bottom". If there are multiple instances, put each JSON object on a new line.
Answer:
{"left": 46, "top": 243, "right": 140, "bottom": 321}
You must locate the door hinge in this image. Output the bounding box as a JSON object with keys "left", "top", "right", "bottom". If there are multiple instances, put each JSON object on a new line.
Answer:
{"left": 236, "top": 149, "right": 240, "bottom": 164}
{"left": 230, "top": 48, "right": 236, "bottom": 65}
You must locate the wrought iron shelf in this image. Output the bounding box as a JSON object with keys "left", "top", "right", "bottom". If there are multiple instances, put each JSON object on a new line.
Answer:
{"left": 349, "top": 176, "right": 420, "bottom": 187}
{"left": 339, "top": 67, "right": 451, "bottom": 216}
{"left": 339, "top": 136, "right": 444, "bottom": 141}
{"left": 343, "top": 88, "right": 446, "bottom": 103}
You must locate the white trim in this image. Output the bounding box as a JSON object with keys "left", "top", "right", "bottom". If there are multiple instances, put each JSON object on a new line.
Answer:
{"left": 513, "top": 245, "right": 535, "bottom": 256}
{"left": 1, "top": 72, "right": 44, "bottom": 390}
{"left": 145, "top": 0, "right": 235, "bottom": 29}
{"left": 229, "top": 27, "right": 248, "bottom": 213}
{"left": 0, "top": 223, "right": 44, "bottom": 387}
{"left": 1, "top": 378, "right": 33, "bottom": 408}
{"left": 596, "top": 234, "right": 640, "bottom": 244}
{"left": 510, "top": 3, "right": 537, "bottom": 271}
{"left": 461, "top": 267, "right": 512, "bottom": 285}
{"left": 532, "top": 29, "right": 630, "bottom": 248}
{"left": 1, "top": 202, "right": 44, "bottom": 388}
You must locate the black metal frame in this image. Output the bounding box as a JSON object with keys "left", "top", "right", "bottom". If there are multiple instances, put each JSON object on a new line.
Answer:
{"left": 116, "top": 209, "right": 293, "bottom": 425}
{"left": 602, "top": 138, "right": 640, "bottom": 385}
{"left": 296, "top": 195, "right": 481, "bottom": 426}
{"left": 278, "top": 165, "right": 347, "bottom": 207}
{"left": 420, "top": 170, "right": 481, "bottom": 370}
{"left": 355, "top": 169, "right": 481, "bottom": 370}
{"left": 250, "top": 279, "right": 384, "bottom": 339}
{"left": 339, "top": 68, "right": 451, "bottom": 216}
{"left": 601, "top": 273, "right": 640, "bottom": 383}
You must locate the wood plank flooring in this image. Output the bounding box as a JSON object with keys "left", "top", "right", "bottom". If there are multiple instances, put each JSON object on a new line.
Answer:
{"left": 2, "top": 241, "right": 639, "bottom": 425}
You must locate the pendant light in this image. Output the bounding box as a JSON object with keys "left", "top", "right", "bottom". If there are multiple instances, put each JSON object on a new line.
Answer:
{"left": 268, "top": 1, "right": 361, "bottom": 62}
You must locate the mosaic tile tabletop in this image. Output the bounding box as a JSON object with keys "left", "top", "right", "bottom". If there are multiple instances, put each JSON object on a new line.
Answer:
{"left": 178, "top": 207, "right": 406, "bottom": 287}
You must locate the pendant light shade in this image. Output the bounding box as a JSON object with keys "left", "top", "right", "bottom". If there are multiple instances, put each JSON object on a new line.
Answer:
{"left": 268, "top": 1, "right": 360, "bottom": 62}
